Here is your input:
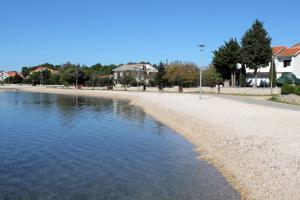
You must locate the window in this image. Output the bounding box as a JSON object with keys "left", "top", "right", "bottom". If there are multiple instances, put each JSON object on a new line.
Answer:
{"left": 283, "top": 60, "right": 291, "bottom": 68}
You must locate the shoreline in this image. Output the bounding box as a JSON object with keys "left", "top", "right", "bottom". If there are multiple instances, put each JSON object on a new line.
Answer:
{"left": 2, "top": 86, "right": 300, "bottom": 200}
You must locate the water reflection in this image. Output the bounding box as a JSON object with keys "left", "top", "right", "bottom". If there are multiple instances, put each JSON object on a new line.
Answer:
{"left": 50, "top": 94, "right": 147, "bottom": 125}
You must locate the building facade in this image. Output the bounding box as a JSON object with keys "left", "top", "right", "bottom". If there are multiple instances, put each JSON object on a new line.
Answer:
{"left": 113, "top": 64, "right": 158, "bottom": 86}
{"left": 246, "top": 43, "right": 300, "bottom": 86}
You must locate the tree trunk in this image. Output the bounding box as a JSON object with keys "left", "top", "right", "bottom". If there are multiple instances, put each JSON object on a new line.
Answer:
{"left": 254, "top": 68, "right": 258, "bottom": 88}
{"left": 233, "top": 72, "right": 236, "bottom": 87}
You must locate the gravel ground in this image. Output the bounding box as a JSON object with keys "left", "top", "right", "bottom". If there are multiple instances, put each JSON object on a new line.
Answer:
{"left": 2, "top": 86, "right": 300, "bottom": 200}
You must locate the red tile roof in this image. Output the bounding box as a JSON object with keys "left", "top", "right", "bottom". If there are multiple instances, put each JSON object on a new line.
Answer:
{"left": 272, "top": 46, "right": 286, "bottom": 55}
{"left": 7, "top": 71, "right": 18, "bottom": 77}
{"left": 30, "top": 66, "right": 54, "bottom": 74}
{"left": 292, "top": 43, "right": 300, "bottom": 48}
{"left": 31, "top": 66, "right": 46, "bottom": 73}
{"left": 277, "top": 47, "right": 300, "bottom": 57}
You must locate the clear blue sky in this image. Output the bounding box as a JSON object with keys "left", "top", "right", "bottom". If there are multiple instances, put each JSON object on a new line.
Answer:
{"left": 0, "top": 0, "right": 299, "bottom": 71}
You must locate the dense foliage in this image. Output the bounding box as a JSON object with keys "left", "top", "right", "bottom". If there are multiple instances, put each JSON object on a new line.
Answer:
{"left": 154, "top": 62, "right": 168, "bottom": 90}
{"left": 165, "top": 61, "right": 199, "bottom": 87}
{"left": 281, "top": 84, "right": 300, "bottom": 95}
{"left": 3, "top": 75, "right": 23, "bottom": 84}
{"left": 16, "top": 62, "right": 116, "bottom": 86}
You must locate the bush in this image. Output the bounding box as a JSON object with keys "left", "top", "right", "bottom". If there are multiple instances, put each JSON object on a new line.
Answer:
{"left": 202, "top": 66, "right": 222, "bottom": 87}
{"left": 294, "top": 85, "right": 300, "bottom": 96}
{"left": 281, "top": 84, "right": 295, "bottom": 95}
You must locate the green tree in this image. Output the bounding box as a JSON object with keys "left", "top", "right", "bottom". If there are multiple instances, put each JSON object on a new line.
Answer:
{"left": 90, "top": 63, "right": 117, "bottom": 76}
{"left": 4, "top": 75, "right": 23, "bottom": 84}
{"left": 21, "top": 67, "right": 31, "bottom": 77}
{"left": 49, "top": 73, "right": 60, "bottom": 85}
{"left": 213, "top": 38, "right": 241, "bottom": 86}
{"left": 165, "top": 61, "right": 199, "bottom": 87}
{"left": 119, "top": 73, "right": 135, "bottom": 87}
{"left": 28, "top": 72, "right": 40, "bottom": 85}
{"left": 59, "top": 63, "right": 84, "bottom": 86}
{"left": 241, "top": 20, "right": 272, "bottom": 87}
{"left": 202, "top": 66, "right": 222, "bottom": 88}
{"left": 154, "top": 61, "right": 168, "bottom": 90}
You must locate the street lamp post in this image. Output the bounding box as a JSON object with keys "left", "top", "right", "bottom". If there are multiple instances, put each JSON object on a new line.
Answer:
{"left": 198, "top": 44, "right": 206, "bottom": 99}
{"left": 92, "top": 72, "right": 95, "bottom": 90}
{"left": 199, "top": 67, "right": 202, "bottom": 98}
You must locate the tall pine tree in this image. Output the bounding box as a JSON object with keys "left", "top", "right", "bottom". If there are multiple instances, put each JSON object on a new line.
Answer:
{"left": 213, "top": 38, "right": 241, "bottom": 86}
{"left": 154, "top": 61, "right": 168, "bottom": 90}
{"left": 241, "top": 20, "right": 272, "bottom": 87}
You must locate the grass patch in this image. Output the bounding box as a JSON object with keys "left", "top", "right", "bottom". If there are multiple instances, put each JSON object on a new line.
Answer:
{"left": 269, "top": 95, "right": 300, "bottom": 106}
{"left": 269, "top": 95, "right": 279, "bottom": 102}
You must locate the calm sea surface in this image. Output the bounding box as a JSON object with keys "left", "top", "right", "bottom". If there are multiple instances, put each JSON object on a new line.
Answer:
{"left": 0, "top": 92, "right": 240, "bottom": 200}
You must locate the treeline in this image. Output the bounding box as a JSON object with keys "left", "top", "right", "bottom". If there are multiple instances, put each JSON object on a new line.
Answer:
{"left": 5, "top": 62, "right": 117, "bottom": 87}
{"left": 5, "top": 61, "right": 223, "bottom": 88}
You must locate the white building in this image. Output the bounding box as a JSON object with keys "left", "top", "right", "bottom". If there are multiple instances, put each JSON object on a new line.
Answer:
{"left": 246, "top": 43, "right": 300, "bottom": 86}
{"left": 113, "top": 64, "right": 158, "bottom": 86}
{"left": 0, "top": 71, "right": 9, "bottom": 82}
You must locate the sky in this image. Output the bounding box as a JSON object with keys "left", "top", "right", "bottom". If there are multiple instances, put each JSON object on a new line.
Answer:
{"left": 0, "top": 0, "right": 299, "bottom": 71}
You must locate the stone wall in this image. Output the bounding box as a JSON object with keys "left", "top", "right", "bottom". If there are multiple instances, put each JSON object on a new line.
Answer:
{"left": 218, "top": 87, "right": 281, "bottom": 95}
{"left": 112, "top": 87, "right": 126, "bottom": 91}
{"left": 277, "top": 94, "right": 300, "bottom": 105}
{"left": 126, "top": 87, "right": 144, "bottom": 92}
{"left": 183, "top": 87, "right": 216, "bottom": 93}
{"left": 162, "top": 86, "right": 180, "bottom": 93}
{"left": 82, "top": 86, "right": 106, "bottom": 90}
{"left": 112, "top": 86, "right": 281, "bottom": 95}
{"left": 183, "top": 87, "right": 280, "bottom": 95}
{"left": 145, "top": 87, "right": 160, "bottom": 92}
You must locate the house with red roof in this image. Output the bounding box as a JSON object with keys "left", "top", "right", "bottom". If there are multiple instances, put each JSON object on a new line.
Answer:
{"left": 7, "top": 71, "right": 19, "bottom": 77}
{"left": 246, "top": 43, "right": 300, "bottom": 86}
{"left": 29, "top": 66, "right": 58, "bottom": 75}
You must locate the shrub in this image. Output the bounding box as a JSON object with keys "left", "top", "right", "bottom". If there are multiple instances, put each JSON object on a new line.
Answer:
{"left": 281, "top": 84, "right": 295, "bottom": 95}
{"left": 294, "top": 85, "right": 300, "bottom": 96}
{"left": 202, "top": 66, "right": 222, "bottom": 87}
